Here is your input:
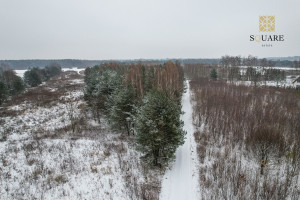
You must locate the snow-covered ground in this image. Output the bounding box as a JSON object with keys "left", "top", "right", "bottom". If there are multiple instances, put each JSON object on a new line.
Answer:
{"left": 225, "top": 66, "right": 299, "bottom": 88}
{"left": 239, "top": 66, "right": 298, "bottom": 71}
{"left": 160, "top": 81, "right": 200, "bottom": 200}
{"left": 0, "top": 72, "right": 160, "bottom": 200}
{"left": 14, "top": 69, "right": 27, "bottom": 78}
{"left": 228, "top": 75, "right": 298, "bottom": 88}
{"left": 61, "top": 67, "right": 85, "bottom": 74}
{"left": 14, "top": 67, "right": 85, "bottom": 78}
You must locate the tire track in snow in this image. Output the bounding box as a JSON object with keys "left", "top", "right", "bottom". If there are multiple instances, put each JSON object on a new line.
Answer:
{"left": 160, "top": 80, "right": 200, "bottom": 200}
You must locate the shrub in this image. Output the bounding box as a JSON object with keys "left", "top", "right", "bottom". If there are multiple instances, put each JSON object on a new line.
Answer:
{"left": 246, "top": 126, "right": 286, "bottom": 175}
{"left": 0, "top": 69, "right": 25, "bottom": 103}
{"left": 43, "top": 62, "right": 62, "bottom": 79}
{"left": 24, "top": 64, "right": 62, "bottom": 87}
{"left": 24, "top": 68, "right": 42, "bottom": 87}
{"left": 0, "top": 81, "right": 8, "bottom": 104}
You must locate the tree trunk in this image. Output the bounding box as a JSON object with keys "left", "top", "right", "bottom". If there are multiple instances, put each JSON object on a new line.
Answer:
{"left": 260, "top": 162, "right": 264, "bottom": 175}
{"left": 153, "top": 149, "right": 159, "bottom": 166}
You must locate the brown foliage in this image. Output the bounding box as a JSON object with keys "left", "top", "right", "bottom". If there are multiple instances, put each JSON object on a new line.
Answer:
{"left": 124, "top": 61, "right": 184, "bottom": 99}
{"left": 190, "top": 77, "right": 300, "bottom": 199}
{"left": 184, "top": 63, "right": 213, "bottom": 80}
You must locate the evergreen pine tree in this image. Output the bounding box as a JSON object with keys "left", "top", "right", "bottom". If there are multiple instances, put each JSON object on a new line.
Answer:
{"left": 24, "top": 68, "right": 42, "bottom": 87}
{"left": 135, "top": 89, "right": 185, "bottom": 167}
{"left": 0, "top": 70, "right": 25, "bottom": 96}
{"left": 12, "top": 76, "right": 25, "bottom": 95}
{"left": 106, "top": 84, "right": 136, "bottom": 135}
{"left": 84, "top": 68, "right": 123, "bottom": 121}
{"left": 43, "top": 63, "right": 62, "bottom": 80}
{"left": 210, "top": 68, "right": 218, "bottom": 80}
{"left": 0, "top": 81, "right": 8, "bottom": 105}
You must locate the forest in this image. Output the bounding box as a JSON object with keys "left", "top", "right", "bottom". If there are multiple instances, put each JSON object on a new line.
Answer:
{"left": 1, "top": 56, "right": 299, "bottom": 70}
{"left": 84, "top": 62, "right": 185, "bottom": 167}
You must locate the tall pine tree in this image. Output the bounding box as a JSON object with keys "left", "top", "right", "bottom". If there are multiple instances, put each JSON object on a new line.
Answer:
{"left": 210, "top": 68, "right": 218, "bottom": 80}
{"left": 135, "top": 89, "right": 185, "bottom": 167}
{"left": 105, "top": 84, "right": 136, "bottom": 135}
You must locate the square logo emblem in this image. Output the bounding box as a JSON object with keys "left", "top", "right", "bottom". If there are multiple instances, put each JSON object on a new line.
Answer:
{"left": 259, "top": 16, "right": 275, "bottom": 32}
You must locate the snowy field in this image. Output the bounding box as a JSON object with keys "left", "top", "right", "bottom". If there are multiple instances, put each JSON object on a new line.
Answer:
{"left": 232, "top": 75, "right": 296, "bottom": 88}
{"left": 239, "top": 66, "right": 298, "bottom": 71}
{"left": 61, "top": 67, "right": 85, "bottom": 74}
{"left": 0, "top": 71, "right": 161, "bottom": 199}
{"left": 227, "top": 66, "right": 299, "bottom": 88}
{"left": 14, "top": 67, "right": 85, "bottom": 78}
{"left": 14, "top": 69, "right": 27, "bottom": 78}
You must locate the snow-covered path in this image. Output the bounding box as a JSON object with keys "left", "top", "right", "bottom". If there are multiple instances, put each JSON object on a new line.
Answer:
{"left": 160, "top": 80, "right": 199, "bottom": 200}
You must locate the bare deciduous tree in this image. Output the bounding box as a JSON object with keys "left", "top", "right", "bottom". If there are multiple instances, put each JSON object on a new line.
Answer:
{"left": 246, "top": 126, "right": 285, "bottom": 175}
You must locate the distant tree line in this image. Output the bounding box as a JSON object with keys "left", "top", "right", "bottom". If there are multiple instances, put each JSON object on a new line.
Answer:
{"left": 24, "top": 63, "right": 62, "bottom": 87}
{"left": 221, "top": 55, "right": 300, "bottom": 68}
{"left": 84, "top": 62, "right": 185, "bottom": 167}
{"left": 0, "top": 62, "right": 62, "bottom": 105}
{"left": 244, "top": 67, "right": 286, "bottom": 86}
{"left": 184, "top": 55, "right": 287, "bottom": 86}
{"left": 1, "top": 57, "right": 298, "bottom": 70}
{"left": 221, "top": 55, "right": 274, "bottom": 68}
{"left": 0, "top": 58, "right": 221, "bottom": 70}
{"left": 0, "top": 59, "right": 99, "bottom": 70}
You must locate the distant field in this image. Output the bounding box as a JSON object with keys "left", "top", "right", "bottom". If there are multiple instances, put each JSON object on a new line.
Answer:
{"left": 14, "top": 67, "right": 85, "bottom": 78}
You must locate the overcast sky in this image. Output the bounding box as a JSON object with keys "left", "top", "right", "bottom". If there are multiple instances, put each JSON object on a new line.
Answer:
{"left": 0, "top": 0, "right": 299, "bottom": 59}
